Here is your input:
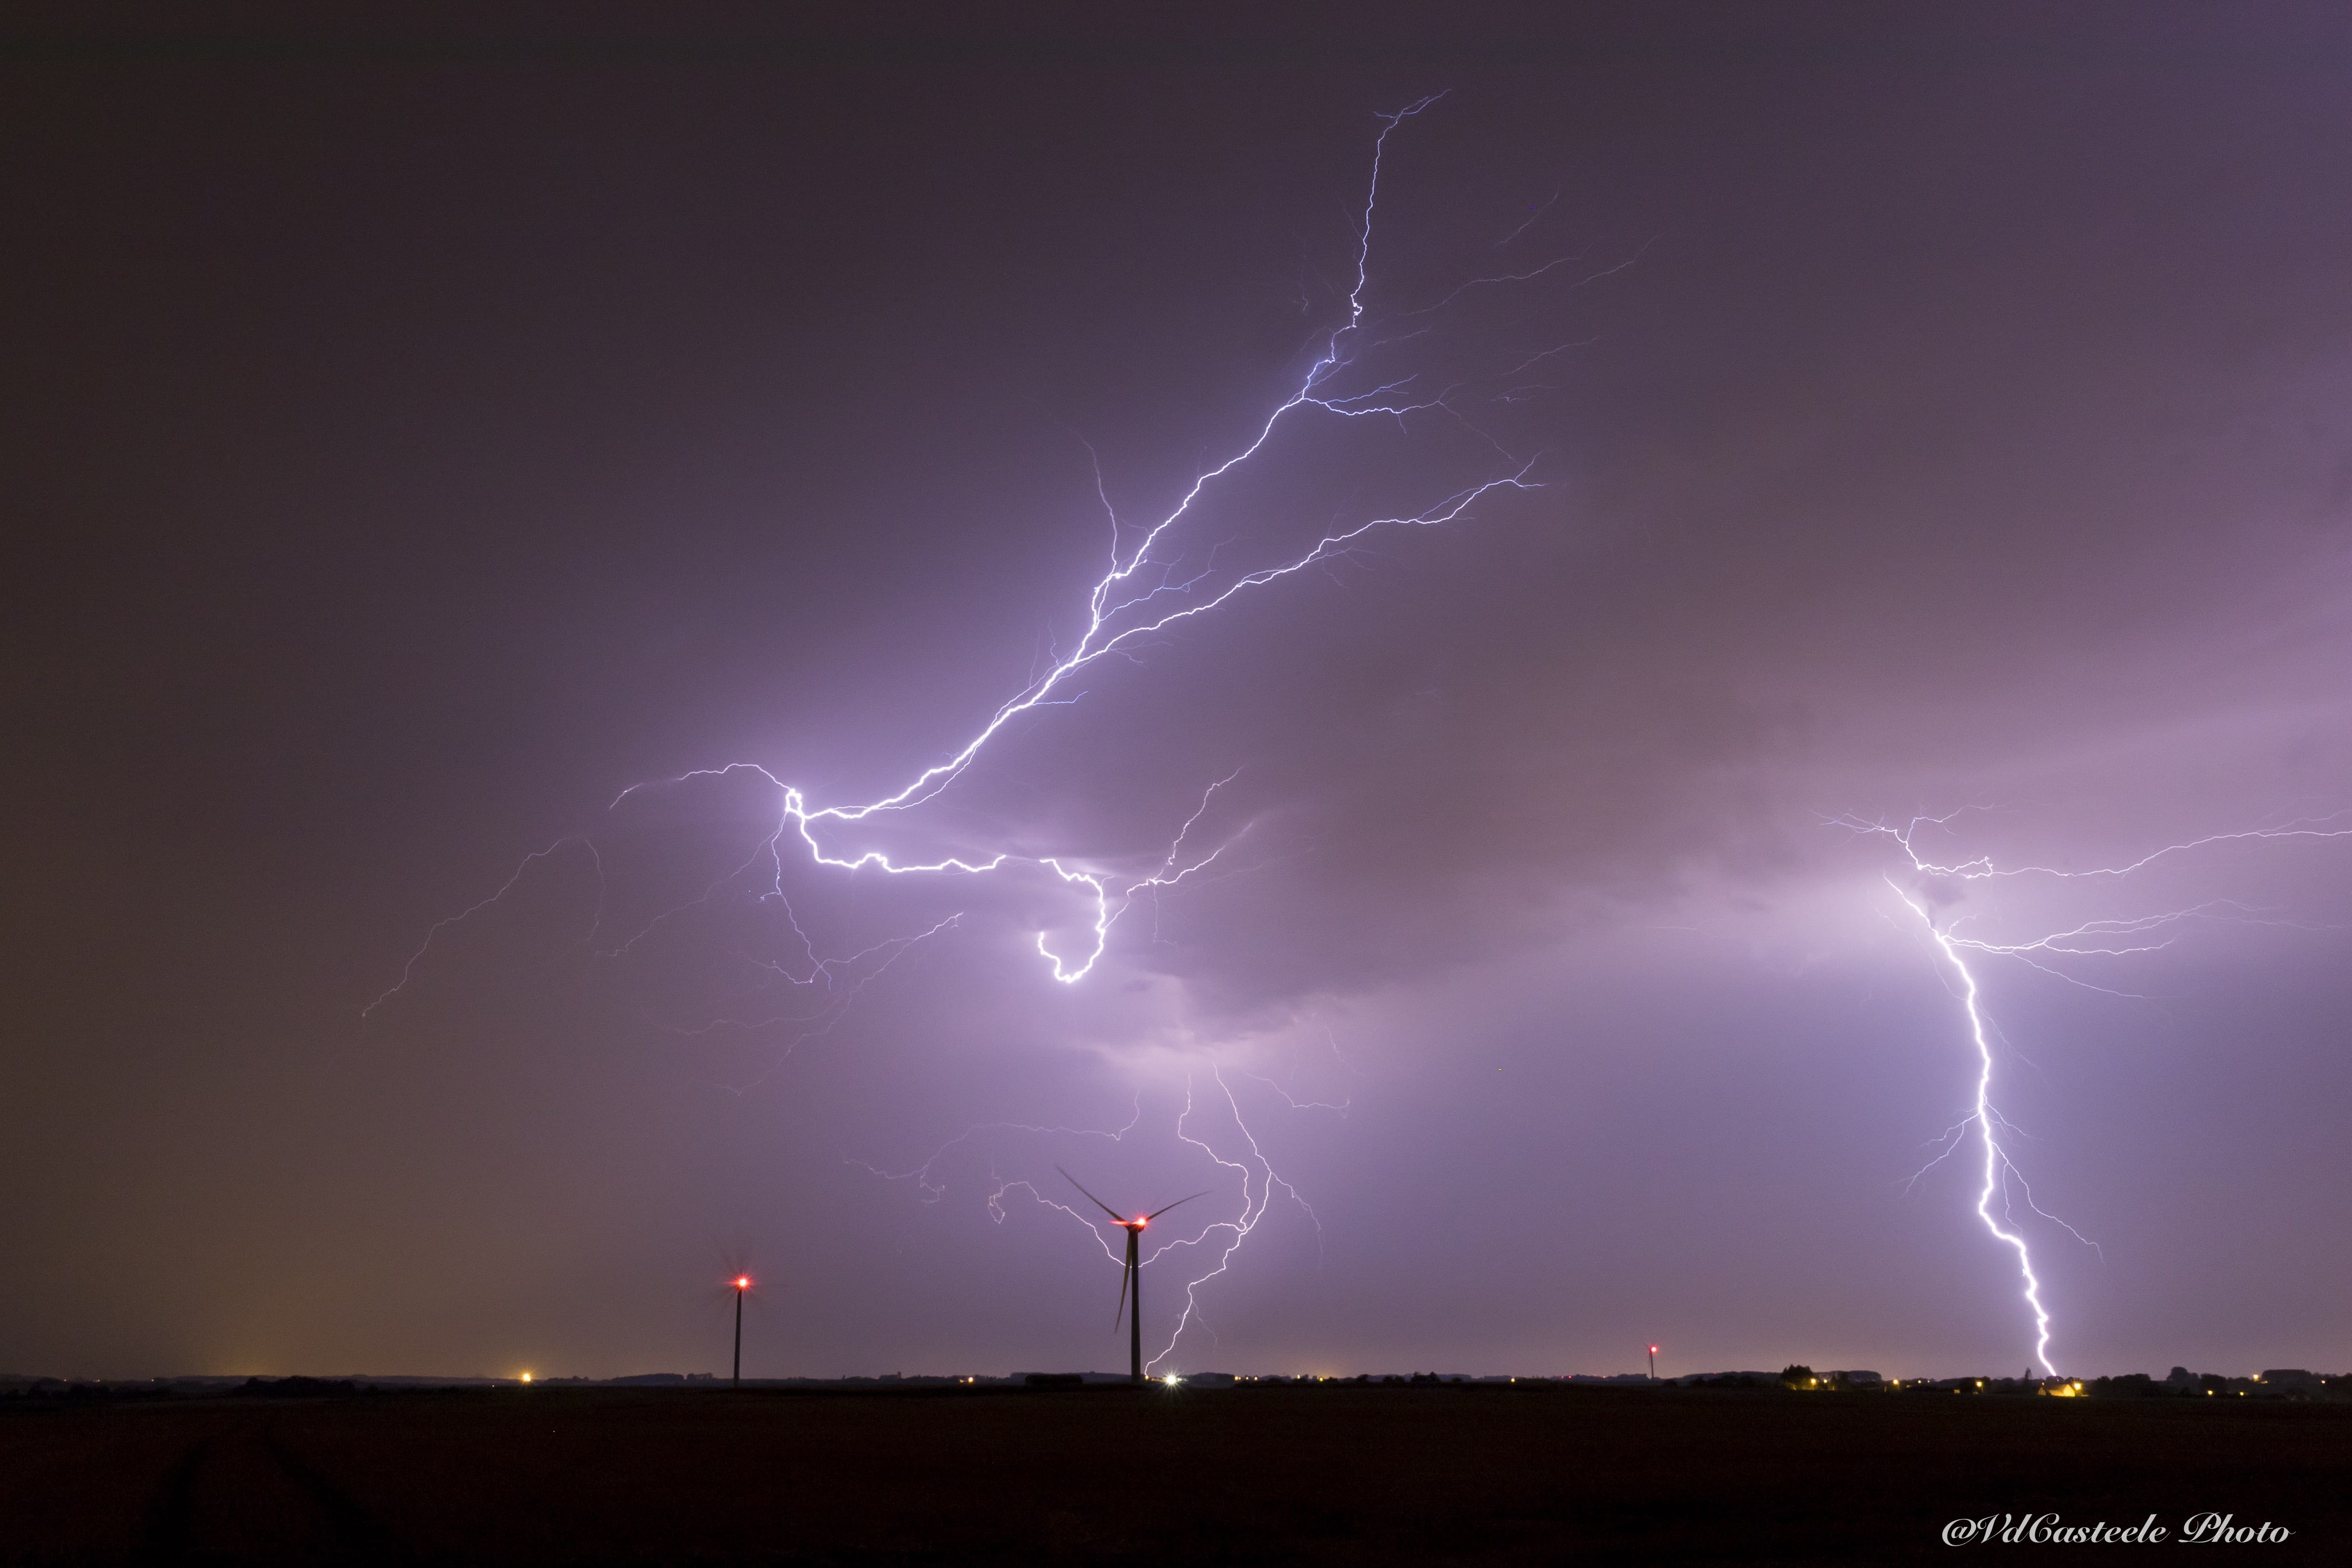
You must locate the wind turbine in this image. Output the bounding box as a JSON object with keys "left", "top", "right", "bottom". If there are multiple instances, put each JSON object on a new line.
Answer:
{"left": 1059, "top": 1167, "right": 1210, "bottom": 1383}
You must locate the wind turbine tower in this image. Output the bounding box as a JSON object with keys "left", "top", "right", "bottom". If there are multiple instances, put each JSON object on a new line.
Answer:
{"left": 732, "top": 1274, "right": 751, "bottom": 1386}
{"left": 1060, "top": 1168, "right": 1209, "bottom": 1383}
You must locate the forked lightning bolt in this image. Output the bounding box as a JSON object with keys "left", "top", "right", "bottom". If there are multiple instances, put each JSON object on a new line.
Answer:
{"left": 1846, "top": 810, "right": 2351, "bottom": 1375}
{"left": 1890, "top": 882, "right": 2063, "bottom": 1374}
{"left": 1152, "top": 1065, "right": 1324, "bottom": 1373}
{"left": 372, "top": 93, "right": 1565, "bottom": 1017}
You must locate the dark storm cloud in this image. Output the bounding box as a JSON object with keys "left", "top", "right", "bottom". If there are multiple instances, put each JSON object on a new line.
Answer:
{"left": 915, "top": 48, "right": 2352, "bottom": 1019}
{"left": 5, "top": 7, "right": 2349, "bottom": 1380}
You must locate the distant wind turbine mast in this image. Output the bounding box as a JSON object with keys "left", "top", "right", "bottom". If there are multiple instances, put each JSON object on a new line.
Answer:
{"left": 1060, "top": 1168, "right": 1209, "bottom": 1384}
{"left": 731, "top": 1273, "right": 752, "bottom": 1386}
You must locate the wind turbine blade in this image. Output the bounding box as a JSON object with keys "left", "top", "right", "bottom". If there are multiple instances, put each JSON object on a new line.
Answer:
{"left": 1058, "top": 1166, "right": 1128, "bottom": 1225}
{"left": 1113, "top": 1260, "right": 1129, "bottom": 1330}
{"left": 1146, "top": 1190, "right": 1215, "bottom": 1221}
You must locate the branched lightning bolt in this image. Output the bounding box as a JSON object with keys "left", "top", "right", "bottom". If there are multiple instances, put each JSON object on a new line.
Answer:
{"left": 854, "top": 1094, "right": 1148, "bottom": 1209}
{"left": 371, "top": 92, "right": 1580, "bottom": 1021}
{"left": 1847, "top": 809, "right": 2351, "bottom": 1375}
{"left": 1147, "top": 1064, "right": 1324, "bottom": 1373}
{"left": 906, "top": 1066, "right": 1324, "bottom": 1373}
{"left": 1887, "top": 876, "right": 2061, "bottom": 1373}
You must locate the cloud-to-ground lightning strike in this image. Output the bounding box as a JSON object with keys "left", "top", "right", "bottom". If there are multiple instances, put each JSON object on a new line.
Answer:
{"left": 374, "top": 95, "right": 1600, "bottom": 1366}
{"left": 1152, "top": 1066, "right": 1325, "bottom": 1372}
{"left": 1846, "top": 810, "right": 2352, "bottom": 1375}
{"left": 1891, "top": 881, "right": 2062, "bottom": 1374}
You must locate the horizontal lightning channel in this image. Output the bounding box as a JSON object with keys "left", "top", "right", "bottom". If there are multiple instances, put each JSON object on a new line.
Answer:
{"left": 374, "top": 92, "right": 1580, "bottom": 1005}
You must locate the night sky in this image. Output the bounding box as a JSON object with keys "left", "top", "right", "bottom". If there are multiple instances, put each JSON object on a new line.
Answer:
{"left": 7, "top": 6, "right": 2350, "bottom": 1383}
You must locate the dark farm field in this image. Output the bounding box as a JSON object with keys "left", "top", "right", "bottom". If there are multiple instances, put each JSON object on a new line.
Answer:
{"left": 2, "top": 1383, "right": 2345, "bottom": 1565}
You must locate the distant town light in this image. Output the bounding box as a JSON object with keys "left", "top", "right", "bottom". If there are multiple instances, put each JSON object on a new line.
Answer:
{"left": 520, "top": 1372, "right": 533, "bottom": 1383}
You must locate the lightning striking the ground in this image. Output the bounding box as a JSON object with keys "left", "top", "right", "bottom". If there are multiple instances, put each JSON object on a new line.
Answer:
{"left": 1846, "top": 810, "right": 2352, "bottom": 1374}
{"left": 1151, "top": 1066, "right": 1325, "bottom": 1373}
